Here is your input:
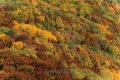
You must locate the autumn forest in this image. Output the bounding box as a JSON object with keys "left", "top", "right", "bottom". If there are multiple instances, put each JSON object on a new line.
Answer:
{"left": 0, "top": 0, "right": 120, "bottom": 80}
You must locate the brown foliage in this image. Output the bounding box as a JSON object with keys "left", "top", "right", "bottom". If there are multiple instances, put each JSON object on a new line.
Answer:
{"left": 82, "top": 32, "right": 97, "bottom": 46}
{"left": 109, "top": 4, "right": 118, "bottom": 15}
{"left": 58, "top": 75, "right": 75, "bottom": 80}
{"left": 102, "top": 2, "right": 109, "bottom": 7}
{"left": 62, "top": 16, "right": 73, "bottom": 26}
{"left": 0, "top": 5, "right": 11, "bottom": 11}
{"left": 0, "top": 50, "right": 14, "bottom": 60}
{"left": 0, "top": 15, "right": 14, "bottom": 28}
{"left": 0, "top": 0, "right": 119, "bottom": 79}
{"left": 91, "top": 15, "right": 102, "bottom": 23}
{"left": 35, "top": 44, "right": 47, "bottom": 53}
{"left": 3, "top": 55, "right": 34, "bottom": 72}
{"left": 0, "top": 37, "right": 14, "bottom": 48}
{"left": 106, "top": 34, "right": 116, "bottom": 40}
{"left": 35, "top": 70, "right": 53, "bottom": 80}
{"left": 24, "top": 17, "right": 33, "bottom": 24}
{"left": 112, "top": 25, "right": 120, "bottom": 33}
{"left": 85, "top": 0, "right": 94, "bottom": 5}
{"left": 15, "top": 34, "right": 29, "bottom": 41}
{"left": 3, "top": 71, "right": 36, "bottom": 80}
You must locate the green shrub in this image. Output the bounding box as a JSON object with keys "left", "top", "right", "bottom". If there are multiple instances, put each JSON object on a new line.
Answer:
{"left": 114, "top": 58, "right": 120, "bottom": 67}
{"left": 91, "top": 15, "right": 102, "bottom": 23}
{"left": 98, "top": 5, "right": 109, "bottom": 14}
{"left": 97, "top": 38, "right": 108, "bottom": 51}
{"left": 47, "top": 7, "right": 54, "bottom": 17}
{"left": 98, "top": 38, "right": 119, "bottom": 57}
{"left": 77, "top": 2, "right": 93, "bottom": 17}
{"left": 61, "top": 60, "right": 69, "bottom": 68}
{"left": 44, "top": 0, "right": 60, "bottom": 4}
{"left": 0, "top": 27, "right": 17, "bottom": 37}
{"left": 103, "top": 0, "right": 117, "bottom": 4}
{"left": 0, "top": 0, "right": 4, "bottom": 4}
{"left": 0, "top": 27, "right": 9, "bottom": 34}
{"left": 99, "top": 67, "right": 114, "bottom": 80}
{"left": 88, "top": 45, "right": 100, "bottom": 52}
{"left": 106, "top": 45, "right": 119, "bottom": 56}
{"left": 56, "top": 16, "right": 64, "bottom": 29}
{"left": 61, "top": 44, "right": 69, "bottom": 53}
{"left": 101, "top": 60, "right": 110, "bottom": 68}
{"left": 70, "top": 65, "right": 103, "bottom": 80}
{"left": 6, "top": 30, "right": 17, "bottom": 36}
{"left": 87, "top": 22, "right": 101, "bottom": 34}
{"left": 103, "top": 13, "right": 117, "bottom": 24}
{"left": 54, "top": 9, "right": 63, "bottom": 16}
{"left": 3, "top": 0, "right": 29, "bottom": 11}
{"left": 8, "top": 48, "right": 38, "bottom": 59}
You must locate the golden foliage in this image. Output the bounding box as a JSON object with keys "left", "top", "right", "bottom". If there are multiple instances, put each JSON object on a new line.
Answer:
{"left": 0, "top": 0, "right": 120, "bottom": 79}
{"left": 69, "top": 8, "right": 77, "bottom": 13}
{"left": 20, "top": 23, "right": 37, "bottom": 38}
{"left": 12, "top": 41, "right": 27, "bottom": 49}
{"left": 38, "top": 16, "right": 45, "bottom": 22}
{"left": 31, "top": 0, "right": 38, "bottom": 6}
{"left": 0, "top": 34, "right": 14, "bottom": 48}
{"left": 99, "top": 67, "right": 120, "bottom": 80}
{"left": 12, "top": 21, "right": 22, "bottom": 35}
{"left": 37, "top": 29, "right": 57, "bottom": 41}
{"left": 0, "top": 33, "right": 6, "bottom": 39}
{"left": 13, "top": 21, "right": 57, "bottom": 41}
{"left": 95, "top": 23, "right": 111, "bottom": 34}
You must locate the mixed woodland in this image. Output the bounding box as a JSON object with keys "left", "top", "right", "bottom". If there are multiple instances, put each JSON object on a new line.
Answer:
{"left": 0, "top": 0, "right": 120, "bottom": 80}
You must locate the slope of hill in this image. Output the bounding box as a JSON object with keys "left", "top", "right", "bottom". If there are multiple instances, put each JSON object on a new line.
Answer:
{"left": 0, "top": 0, "right": 120, "bottom": 80}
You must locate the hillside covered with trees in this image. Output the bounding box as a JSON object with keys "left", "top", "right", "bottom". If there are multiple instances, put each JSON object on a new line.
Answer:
{"left": 0, "top": 0, "right": 120, "bottom": 80}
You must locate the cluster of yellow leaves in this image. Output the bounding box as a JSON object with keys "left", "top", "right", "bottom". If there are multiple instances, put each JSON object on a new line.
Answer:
{"left": 13, "top": 21, "right": 22, "bottom": 35}
{"left": 37, "top": 29, "right": 57, "bottom": 41}
{"left": 100, "top": 67, "right": 120, "bottom": 80}
{"left": 113, "top": 72, "right": 120, "bottom": 80}
{"left": 109, "top": 7, "right": 114, "bottom": 12}
{"left": 13, "top": 21, "right": 20, "bottom": 30}
{"left": 69, "top": 8, "right": 77, "bottom": 13}
{"left": 95, "top": 23, "right": 111, "bottom": 34}
{"left": 12, "top": 41, "right": 27, "bottom": 50}
{"left": 31, "top": 0, "right": 38, "bottom": 6}
{"left": 79, "top": 15, "right": 90, "bottom": 23}
{"left": 118, "top": 15, "right": 120, "bottom": 23}
{"left": 13, "top": 21, "right": 57, "bottom": 41}
{"left": 38, "top": 16, "right": 45, "bottom": 22}
{"left": 0, "top": 33, "right": 6, "bottom": 39}
{"left": 0, "top": 33, "right": 7, "bottom": 42}
{"left": 21, "top": 23, "right": 37, "bottom": 38}
{"left": 33, "top": 6, "right": 40, "bottom": 15}
{"left": 20, "top": 6, "right": 27, "bottom": 10}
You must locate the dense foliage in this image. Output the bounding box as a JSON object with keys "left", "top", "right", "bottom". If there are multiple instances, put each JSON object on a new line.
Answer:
{"left": 0, "top": 0, "right": 120, "bottom": 80}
